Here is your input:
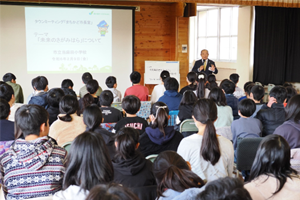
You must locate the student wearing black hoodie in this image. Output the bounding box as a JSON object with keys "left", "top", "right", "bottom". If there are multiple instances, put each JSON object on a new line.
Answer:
{"left": 138, "top": 102, "right": 183, "bottom": 157}
{"left": 112, "top": 127, "right": 156, "bottom": 188}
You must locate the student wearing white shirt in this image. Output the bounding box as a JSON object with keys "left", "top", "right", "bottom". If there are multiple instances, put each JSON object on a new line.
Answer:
{"left": 230, "top": 73, "right": 245, "bottom": 99}
{"left": 150, "top": 70, "right": 170, "bottom": 104}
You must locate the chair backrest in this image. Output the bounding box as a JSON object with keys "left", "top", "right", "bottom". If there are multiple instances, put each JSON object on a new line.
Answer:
{"left": 111, "top": 102, "right": 122, "bottom": 111}
{"left": 179, "top": 119, "right": 197, "bottom": 133}
{"left": 146, "top": 154, "right": 158, "bottom": 163}
{"left": 0, "top": 140, "right": 14, "bottom": 156}
{"left": 61, "top": 141, "right": 72, "bottom": 154}
{"left": 168, "top": 110, "right": 179, "bottom": 126}
{"left": 236, "top": 137, "right": 263, "bottom": 171}
{"left": 137, "top": 101, "right": 151, "bottom": 120}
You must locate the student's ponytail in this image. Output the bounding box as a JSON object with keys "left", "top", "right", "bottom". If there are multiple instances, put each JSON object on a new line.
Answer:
{"left": 59, "top": 95, "right": 79, "bottom": 122}
{"left": 187, "top": 72, "right": 197, "bottom": 88}
{"left": 151, "top": 102, "right": 169, "bottom": 137}
{"left": 197, "top": 78, "right": 206, "bottom": 99}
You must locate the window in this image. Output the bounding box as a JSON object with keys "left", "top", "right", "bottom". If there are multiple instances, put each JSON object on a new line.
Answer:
{"left": 197, "top": 7, "right": 238, "bottom": 61}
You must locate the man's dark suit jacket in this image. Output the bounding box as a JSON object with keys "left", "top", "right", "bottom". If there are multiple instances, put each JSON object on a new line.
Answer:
{"left": 191, "top": 59, "right": 218, "bottom": 76}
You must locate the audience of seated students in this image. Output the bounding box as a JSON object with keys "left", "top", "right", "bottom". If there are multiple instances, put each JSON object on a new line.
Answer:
{"left": 177, "top": 99, "right": 234, "bottom": 182}
{"left": 208, "top": 87, "right": 233, "bottom": 129}
{"left": 273, "top": 95, "right": 300, "bottom": 149}
{"left": 196, "top": 177, "right": 252, "bottom": 200}
{"left": 150, "top": 70, "right": 170, "bottom": 104}
{"left": 46, "top": 88, "right": 65, "bottom": 126}
{"left": 138, "top": 102, "right": 183, "bottom": 157}
{"left": 179, "top": 72, "right": 198, "bottom": 95}
{"left": 195, "top": 73, "right": 210, "bottom": 99}
{"left": 85, "top": 183, "right": 139, "bottom": 200}
{"left": 158, "top": 77, "right": 182, "bottom": 111}
{"left": 256, "top": 86, "right": 287, "bottom": 136}
{"left": 124, "top": 71, "right": 149, "bottom": 101}
{"left": 78, "top": 79, "right": 100, "bottom": 115}
{"left": 249, "top": 85, "right": 265, "bottom": 118}
{"left": 28, "top": 76, "right": 49, "bottom": 108}
{"left": 0, "top": 105, "right": 67, "bottom": 200}
{"left": 83, "top": 105, "right": 116, "bottom": 159}
{"left": 177, "top": 90, "right": 198, "bottom": 125}
{"left": 245, "top": 134, "right": 300, "bottom": 199}
{"left": 231, "top": 99, "right": 262, "bottom": 152}
{"left": 113, "top": 95, "right": 148, "bottom": 134}
{"left": 220, "top": 79, "right": 239, "bottom": 120}
{"left": 112, "top": 127, "right": 156, "bottom": 187}
{"left": 53, "top": 131, "right": 114, "bottom": 200}
{"left": 230, "top": 73, "right": 244, "bottom": 100}
{"left": 153, "top": 151, "right": 205, "bottom": 200}
{"left": 239, "top": 81, "right": 254, "bottom": 101}
{"left": 49, "top": 95, "right": 86, "bottom": 146}
{"left": 207, "top": 74, "right": 218, "bottom": 90}
{"left": 284, "top": 85, "right": 297, "bottom": 107}
{"left": 105, "top": 76, "right": 122, "bottom": 102}
{"left": 99, "top": 90, "right": 123, "bottom": 123}
{"left": 61, "top": 79, "right": 77, "bottom": 97}
{"left": 2, "top": 73, "right": 23, "bottom": 103}
{"left": 0, "top": 98, "right": 14, "bottom": 141}
{"left": 79, "top": 72, "right": 102, "bottom": 98}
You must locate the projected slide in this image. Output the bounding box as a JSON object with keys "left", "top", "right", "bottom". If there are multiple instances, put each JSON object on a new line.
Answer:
{"left": 25, "top": 7, "right": 112, "bottom": 73}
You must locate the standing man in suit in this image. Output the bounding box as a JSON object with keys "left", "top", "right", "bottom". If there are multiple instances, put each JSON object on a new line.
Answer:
{"left": 191, "top": 49, "right": 218, "bottom": 76}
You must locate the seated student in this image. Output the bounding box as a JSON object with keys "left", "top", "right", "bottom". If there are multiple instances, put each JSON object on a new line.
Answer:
{"left": 207, "top": 74, "right": 218, "bottom": 90}
{"left": 0, "top": 98, "right": 14, "bottom": 141}
{"left": 244, "top": 134, "right": 300, "bottom": 200}
{"left": 220, "top": 79, "right": 239, "bottom": 120}
{"left": 28, "top": 76, "right": 49, "bottom": 108}
{"left": 256, "top": 86, "right": 287, "bottom": 136}
{"left": 250, "top": 85, "right": 265, "bottom": 118}
{"left": 150, "top": 70, "right": 170, "bottom": 104}
{"left": 105, "top": 76, "right": 122, "bottom": 103}
{"left": 138, "top": 102, "right": 183, "bottom": 157}
{"left": 231, "top": 99, "right": 262, "bottom": 151}
{"left": 83, "top": 104, "right": 116, "bottom": 159}
{"left": 208, "top": 87, "right": 233, "bottom": 129}
{"left": 196, "top": 177, "right": 252, "bottom": 200}
{"left": 239, "top": 81, "right": 254, "bottom": 101}
{"left": 153, "top": 151, "right": 205, "bottom": 200}
{"left": 177, "top": 90, "right": 198, "bottom": 124}
{"left": 0, "top": 105, "right": 67, "bottom": 200}
{"left": 46, "top": 88, "right": 65, "bottom": 126}
{"left": 124, "top": 71, "right": 149, "bottom": 101}
{"left": 230, "top": 73, "right": 244, "bottom": 99}
{"left": 113, "top": 95, "right": 148, "bottom": 135}
{"left": 284, "top": 86, "right": 297, "bottom": 107}
{"left": 61, "top": 79, "right": 77, "bottom": 97}
{"left": 195, "top": 73, "right": 210, "bottom": 99}
{"left": 177, "top": 99, "right": 234, "bottom": 182}
{"left": 273, "top": 95, "right": 300, "bottom": 149}
{"left": 158, "top": 77, "right": 182, "bottom": 111}
{"left": 79, "top": 72, "right": 102, "bottom": 98}
{"left": 49, "top": 95, "right": 86, "bottom": 146}
{"left": 53, "top": 131, "right": 114, "bottom": 200}
{"left": 99, "top": 90, "right": 123, "bottom": 123}
{"left": 2, "top": 72, "right": 23, "bottom": 103}
{"left": 179, "top": 72, "right": 198, "bottom": 95}
{"left": 78, "top": 79, "right": 99, "bottom": 115}
{"left": 113, "top": 127, "right": 156, "bottom": 187}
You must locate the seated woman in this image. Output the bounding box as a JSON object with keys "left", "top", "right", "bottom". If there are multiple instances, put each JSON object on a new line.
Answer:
{"left": 138, "top": 102, "right": 183, "bottom": 157}
{"left": 53, "top": 131, "right": 114, "bottom": 200}
{"left": 112, "top": 127, "right": 156, "bottom": 187}
{"left": 273, "top": 95, "right": 300, "bottom": 149}
{"left": 153, "top": 151, "right": 205, "bottom": 200}
{"left": 49, "top": 95, "right": 86, "bottom": 146}
{"left": 245, "top": 134, "right": 300, "bottom": 199}
{"left": 177, "top": 99, "right": 234, "bottom": 182}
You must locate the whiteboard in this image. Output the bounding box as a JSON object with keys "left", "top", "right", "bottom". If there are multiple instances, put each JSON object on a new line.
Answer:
{"left": 144, "top": 61, "right": 180, "bottom": 85}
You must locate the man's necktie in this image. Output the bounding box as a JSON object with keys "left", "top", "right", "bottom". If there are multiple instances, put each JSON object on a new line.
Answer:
{"left": 204, "top": 60, "right": 207, "bottom": 71}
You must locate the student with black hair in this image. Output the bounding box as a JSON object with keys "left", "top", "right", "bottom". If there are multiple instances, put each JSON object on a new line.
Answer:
{"left": 207, "top": 74, "right": 218, "bottom": 90}
{"left": 2, "top": 72, "right": 24, "bottom": 103}
{"left": 83, "top": 104, "right": 116, "bottom": 158}
{"left": 0, "top": 105, "right": 67, "bottom": 200}
{"left": 28, "top": 76, "right": 49, "bottom": 108}
{"left": 99, "top": 90, "right": 123, "bottom": 123}
{"left": 220, "top": 79, "right": 239, "bottom": 120}
{"left": 245, "top": 83, "right": 255, "bottom": 99}
{"left": 61, "top": 79, "right": 77, "bottom": 97}
{"left": 0, "top": 98, "right": 14, "bottom": 141}
{"left": 151, "top": 70, "right": 170, "bottom": 104}
{"left": 177, "top": 90, "right": 197, "bottom": 124}
{"left": 285, "top": 86, "right": 297, "bottom": 106}
{"left": 53, "top": 131, "right": 114, "bottom": 200}
{"left": 158, "top": 77, "right": 182, "bottom": 111}
{"left": 256, "top": 86, "right": 287, "bottom": 136}
{"left": 78, "top": 79, "right": 99, "bottom": 115}
{"left": 105, "top": 76, "right": 122, "bottom": 102}
{"left": 124, "top": 71, "right": 149, "bottom": 101}
{"left": 229, "top": 73, "right": 244, "bottom": 99}
{"left": 179, "top": 72, "right": 198, "bottom": 95}
{"left": 49, "top": 95, "right": 86, "bottom": 146}
{"left": 249, "top": 85, "right": 265, "bottom": 118}
{"left": 177, "top": 99, "right": 234, "bottom": 182}
{"left": 195, "top": 73, "right": 210, "bottom": 99}
{"left": 245, "top": 134, "right": 300, "bottom": 199}
{"left": 153, "top": 151, "right": 205, "bottom": 200}
{"left": 239, "top": 81, "right": 254, "bottom": 101}
{"left": 112, "top": 127, "right": 156, "bottom": 187}
{"left": 138, "top": 102, "right": 183, "bottom": 157}
{"left": 79, "top": 72, "right": 102, "bottom": 98}
{"left": 46, "top": 88, "right": 65, "bottom": 125}
{"left": 113, "top": 95, "right": 148, "bottom": 134}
